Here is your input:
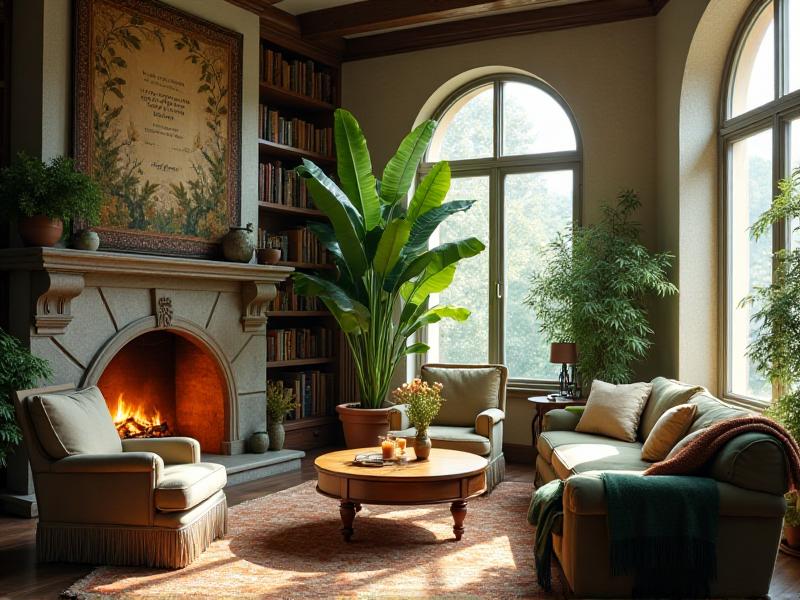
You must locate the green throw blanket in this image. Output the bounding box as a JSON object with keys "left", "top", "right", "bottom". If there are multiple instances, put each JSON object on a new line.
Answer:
{"left": 601, "top": 472, "right": 720, "bottom": 598}
{"left": 527, "top": 479, "right": 564, "bottom": 591}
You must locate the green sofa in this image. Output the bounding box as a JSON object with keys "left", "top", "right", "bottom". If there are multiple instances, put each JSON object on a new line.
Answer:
{"left": 535, "top": 378, "right": 789, "bottom": 598}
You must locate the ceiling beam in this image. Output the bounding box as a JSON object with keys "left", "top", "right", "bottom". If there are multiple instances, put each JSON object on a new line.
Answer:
{"left": 344, "top": 0, "right": 668, "bottom": 61}
{"left": 226, "top": 0, "right": 281, "bottom": 14}
{"left": 299, "top": 0, "right": 551, "bottom": 39}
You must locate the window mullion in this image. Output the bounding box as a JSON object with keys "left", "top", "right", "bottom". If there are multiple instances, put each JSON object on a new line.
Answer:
{"left": 489, "top": 167, "right": 503, "bottom": 365}
{"left": 776, "top": 0, "right": 786, "bottom": 99}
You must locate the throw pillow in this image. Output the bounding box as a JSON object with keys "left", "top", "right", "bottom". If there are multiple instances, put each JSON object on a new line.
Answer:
{"left": 575, "top": 380, "right": 652, "bottom": 442}
{"left": 641, "top": 403, "right": 698, "bottom": 462}
{"left": 638, "top": 377, "right": 704, "bottom": 440}
{"left": 665, "top": 427, "right": 707, "bottom": 460}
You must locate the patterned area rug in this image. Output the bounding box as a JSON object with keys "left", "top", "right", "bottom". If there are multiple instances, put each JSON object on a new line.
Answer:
{"left": 65, "top": 480, "right": 551, "bottom": 599}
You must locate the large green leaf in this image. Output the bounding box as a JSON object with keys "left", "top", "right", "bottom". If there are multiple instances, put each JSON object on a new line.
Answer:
{"left": 334, "top": 109, "right": 381, "bottom": 231}
{"left": 292, "top": 272, "right": 369, "bottom": 333}
{"left": 380, "top": 120, "right": 436, "bottom": 207}
{"left": 407, "top": 162, "right": 450, "bottom": 222}
{"left": 298, "top": 161, "right": 367, "bottom": 278}
{"left": 403, "top": 342, "right": 430, "bottom": 355}
{"left": 401, "top": 264, "right": 457, "bottom": 305}
{"left": 385, "top": 237, "right": 486, "bottom": 293}
{"left": 306, "top": 222, "right": 344, "bottom": 265}
{"left": 404, "top": 305, "right": 471, "bottom": 336}
{"left": 373, "top": 218, "right": 411, "bottom": 276}
{"left": 405, "top": 200, "right": 475, "bottom": 253}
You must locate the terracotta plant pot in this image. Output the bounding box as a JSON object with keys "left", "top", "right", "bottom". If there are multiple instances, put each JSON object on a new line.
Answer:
{"left": 335, "top": 402, "right": 391, "bottom": 449}
{"left": 257, "top": 248, "right": 281, "bottom": 265}
{"left": 786, "top": 524, "right": 800, "bottom": 548}
{"left": 18, "top": 215, "right": 63, "bottom": 247}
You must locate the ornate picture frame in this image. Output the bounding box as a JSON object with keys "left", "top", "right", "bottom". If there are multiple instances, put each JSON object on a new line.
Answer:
{"left": 74, "top": 0, "right": 242, "bottom": 257}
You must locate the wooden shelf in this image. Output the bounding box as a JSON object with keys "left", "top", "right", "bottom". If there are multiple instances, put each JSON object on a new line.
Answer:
{"left": 266, "top": 310, "right": 331, "bottom": 317}
{"left": 267, "top": 357, "right": 335, "bottom": 368}
{"left": 258, "top": 139, "right": 335, "bottom": 166}
{"left": 259, "top": 82, "right": 336, "bottom": 112}
{"left": 283, "top": 415, "right": 337, "bottom": 431}
{"left": 277, "top": 260, "right": 335, "bottom": 270}
{"left": 258, "top": 202, "right": 328, "bottom": 220}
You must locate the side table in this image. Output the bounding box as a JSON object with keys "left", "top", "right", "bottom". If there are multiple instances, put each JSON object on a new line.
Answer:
{"left": 528, "top": 395, "right": 586, "bottom": 449}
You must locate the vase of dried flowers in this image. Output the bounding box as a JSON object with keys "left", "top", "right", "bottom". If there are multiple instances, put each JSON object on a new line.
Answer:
{"left": 392, "top": 378, "right": 445, "bottom": 461}
{"left": 267, "top": 380, "right": 298, "bottom": 451}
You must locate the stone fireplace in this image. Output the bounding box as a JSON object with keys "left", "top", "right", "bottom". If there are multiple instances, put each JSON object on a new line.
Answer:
{"left": 0, "top": 247, "right": 294, "bottom": 516}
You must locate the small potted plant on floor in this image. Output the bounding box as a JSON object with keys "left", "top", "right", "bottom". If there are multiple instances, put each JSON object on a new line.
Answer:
{"left": 293, "top": 109, "right": 485, "bottom": 448}
{"left": 391, "top": 378, "right": 445, "bottom": 460}
{"left": 742, "top": 166, "right": 800, "bottom": 550}
{"left": 267, "top": 380, "right": 298, "bottom": 451}
{"left": 0, "top": 152, "right": 103, "bottom": 247}
{"left": 0, "top": 328, "right": 52, "bottom": 467}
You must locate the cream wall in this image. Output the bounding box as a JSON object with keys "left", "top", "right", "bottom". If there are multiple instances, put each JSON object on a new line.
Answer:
{"left": 343, "top": 18, "right": 660, "bottom": 445}
{"left": 10, "top": 0, "right": 260, "bottom": 229}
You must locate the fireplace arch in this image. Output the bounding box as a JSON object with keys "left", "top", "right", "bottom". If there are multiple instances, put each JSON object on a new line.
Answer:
{"left": 82, "top": 316, "right": 239, "bottom": 453}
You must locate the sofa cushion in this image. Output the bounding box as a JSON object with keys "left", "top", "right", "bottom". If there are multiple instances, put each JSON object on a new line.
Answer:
{"left": 29, "top": 386, "right": 122, "bottom": 459}
{"left": 155, "top": 462, "right": 227, "bottom": 512}
{"left": 422, "top": 365, "right": 502, "bottom": 427}
{"left": 639, "top": 377, "right": 704, "bottom": 440}
{"left": 575, "top": 380, "right": 651, "bottom": 442}
{"left": 551, "top": 442, "right": 649, "bottom": 480}
{"left": 641, "top": 403, "right": 697, "bottom": 462}
{"left": 392, "top": 425, "right": 491, "bottom": 456}
{"left": 687, "top": 392, "right": 749, "bottom": 434}
{"left": 537, "top": 430, "right": 642, "bottom": 465}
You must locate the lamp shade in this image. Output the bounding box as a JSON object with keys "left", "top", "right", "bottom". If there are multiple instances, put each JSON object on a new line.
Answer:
{"left": 550, "top": 342, "right": 577, "bottom": 364}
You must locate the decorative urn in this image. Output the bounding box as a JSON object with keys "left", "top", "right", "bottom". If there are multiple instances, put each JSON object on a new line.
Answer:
{"left": 222, "top": 223, "right": 255, "bottom": 263}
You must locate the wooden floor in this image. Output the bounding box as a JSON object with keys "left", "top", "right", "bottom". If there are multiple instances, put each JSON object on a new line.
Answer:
{"left": 1, "top": 450, "right": 798, "bottom": 599}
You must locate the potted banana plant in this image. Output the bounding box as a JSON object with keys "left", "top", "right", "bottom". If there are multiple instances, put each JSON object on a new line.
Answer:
{"left": 294, "top": 109, "right": 484, "bottom": 448}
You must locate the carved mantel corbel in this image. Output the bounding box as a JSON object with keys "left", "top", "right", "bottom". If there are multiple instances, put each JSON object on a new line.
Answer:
{"left": 30, "top": 270, "right": 86, "bottom": 335}
{"left": 241, "top": 281, "right": 277, "bottom": 332}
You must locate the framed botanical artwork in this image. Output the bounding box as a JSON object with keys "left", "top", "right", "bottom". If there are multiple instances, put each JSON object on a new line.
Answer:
{"left": 74, "top": 0, "right": 242, "bottom": 257}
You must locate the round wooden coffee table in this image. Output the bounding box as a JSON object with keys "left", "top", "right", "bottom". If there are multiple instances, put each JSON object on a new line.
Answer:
{"left": 315, "top": 447, "right": 488, "bottom": 542}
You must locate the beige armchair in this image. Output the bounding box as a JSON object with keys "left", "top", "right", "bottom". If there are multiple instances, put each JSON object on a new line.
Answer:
{"left": 389, "top": 363, "right": 508, "bottom": 491}
{"left": 14, "top": 384, "right": 227, "bottom": 569}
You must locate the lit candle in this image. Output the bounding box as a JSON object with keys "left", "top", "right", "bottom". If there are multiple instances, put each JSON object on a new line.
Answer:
{"left": 396, "top": 437, "right": 407, "bottom": 452}
{"left": 381, "top": 438, "right": 395, "bottom": 460}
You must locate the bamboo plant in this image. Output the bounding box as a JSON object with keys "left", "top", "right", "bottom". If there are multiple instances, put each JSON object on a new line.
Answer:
{"left": 293, "top": 109, "right": 485, "bottom": 409}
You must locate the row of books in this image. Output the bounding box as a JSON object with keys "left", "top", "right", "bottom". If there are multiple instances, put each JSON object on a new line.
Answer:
{"left": 259, "top": 105, "right": 333, "bottom": 156}
{"left": 260, "top": 47, "right": 336, "bottom": 104}
{"left": 273, "top": 371, "right": 336, "bottom": 421}
{"left": 267, "top": 327, "right": 335, "bottom": 362}
{"left": 270, "top": 280, "right": 321, "bottom": 313}
{"left": 258, "top": 161, "right": 312, "bottom": 208}
{"left": 258, "top": 227, "right": 329, "bottom": 265}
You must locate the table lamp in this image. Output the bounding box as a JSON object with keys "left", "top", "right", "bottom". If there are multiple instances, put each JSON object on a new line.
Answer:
{"left": 550, "top": 342, "right": 577, "bottom": 398}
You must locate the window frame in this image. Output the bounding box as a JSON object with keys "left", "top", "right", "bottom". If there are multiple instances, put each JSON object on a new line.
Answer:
{"left": 719, "top": 0, "right": 800, "bottom": 407}
{"left": 416, "top": 73, "right": 583, "bottom": 390}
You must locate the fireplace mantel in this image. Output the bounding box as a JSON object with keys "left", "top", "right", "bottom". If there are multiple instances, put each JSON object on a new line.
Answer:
{"left": 0, "top": 247, "right": 293, "bottom": 335}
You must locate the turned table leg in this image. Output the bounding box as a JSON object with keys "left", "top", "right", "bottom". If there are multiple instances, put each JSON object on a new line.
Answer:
{"left": 340, "top": 501, "right": 357, "bottom": 542}
{"left": 450, "top": 500, "right": 468, "bottom": 541}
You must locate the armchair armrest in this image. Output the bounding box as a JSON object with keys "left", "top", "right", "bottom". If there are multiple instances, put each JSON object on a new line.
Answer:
{"left": 543, "top": 408, "right": 581, "bottom": 432}
{"left": 475, "top": 408, "right": 505, "bottom": 437}
{"left": 51, "top": 451, "right": 164, "bottom": 475}
{"left": 388, "top": 403, "right": 411, "bottom": 431}
{"left": 122, "top": 436, "right": 200, "bottom": 464}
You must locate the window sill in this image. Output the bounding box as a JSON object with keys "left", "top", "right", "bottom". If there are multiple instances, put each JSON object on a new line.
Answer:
{"left": 721, "top": 393, "right": 769, "bottom": 413}
{"left": 508, "top": 379, "right": 560, "bottom": 394}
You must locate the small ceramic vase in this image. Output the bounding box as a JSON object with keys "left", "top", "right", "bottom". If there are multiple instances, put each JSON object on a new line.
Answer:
{"left": 222, "top": 223, "right": 255, "bottom": 263}
{"left": 256, "top": 247, "right": 281, "bottom": 265}
{"left": 414, "top": 431, "right": 432, "bottom": 461}
{"left": 268, "top": 422, "right": 286, "bottom": 451}
{"left": 247, "top": 431, "right": 270, "bottom": 454}
{"left": 72, "top": 229, "right": 100, "bottom": 251}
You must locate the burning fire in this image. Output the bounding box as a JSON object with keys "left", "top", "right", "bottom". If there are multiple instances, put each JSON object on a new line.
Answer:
{"left": 113, "top": 393, "right": 172, "bottom": 439}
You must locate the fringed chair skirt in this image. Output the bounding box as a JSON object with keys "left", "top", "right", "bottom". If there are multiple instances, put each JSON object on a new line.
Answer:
{"left": 37, "top": 492, "right": 227, "bottom": 569}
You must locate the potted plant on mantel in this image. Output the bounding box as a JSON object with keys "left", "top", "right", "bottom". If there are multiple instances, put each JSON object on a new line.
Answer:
{"left": 0, "top": 152, "right": 103, "bottom": 248}
{"left": 293, "top": 109, "right": 485, "bottom": 448}
{"left": 525, "top": 190, "right": 678, "bottom": 386}
{"left": 742, "top": 166, "right": 800, "bottom": 550}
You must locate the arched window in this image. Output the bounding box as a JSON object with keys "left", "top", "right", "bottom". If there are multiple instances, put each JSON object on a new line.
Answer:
{"left": 722, "top": 0, "right": 800, "bottom": 404}
{"left": 420, "top": 75, "right": 581, "bottom": 383}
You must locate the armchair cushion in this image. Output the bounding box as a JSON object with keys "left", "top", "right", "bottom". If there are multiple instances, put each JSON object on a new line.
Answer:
{"left": 155, "top": 462, "right": 227, "bottom": 512}
{"left": 30, "top": 386, "right": 122, "bottom": 459}
{"left": 475, "top": 408, "right": 505, "bottom": 437}
{"left": 122, "top": 437, "right": 201, "bottom": 464}
{"left": 391, "top": 425, "right": 491, "bottom": 456}
{"left": 51, "top": 451, "right": 163, "bottom": 475}
{"left": 422, "top": 365, "right": 503, "bottom": 427}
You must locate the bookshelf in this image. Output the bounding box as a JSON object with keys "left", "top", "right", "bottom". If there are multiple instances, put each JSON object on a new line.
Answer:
{"left": 258, "top": 35, "right": 350, "bottom": 451}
